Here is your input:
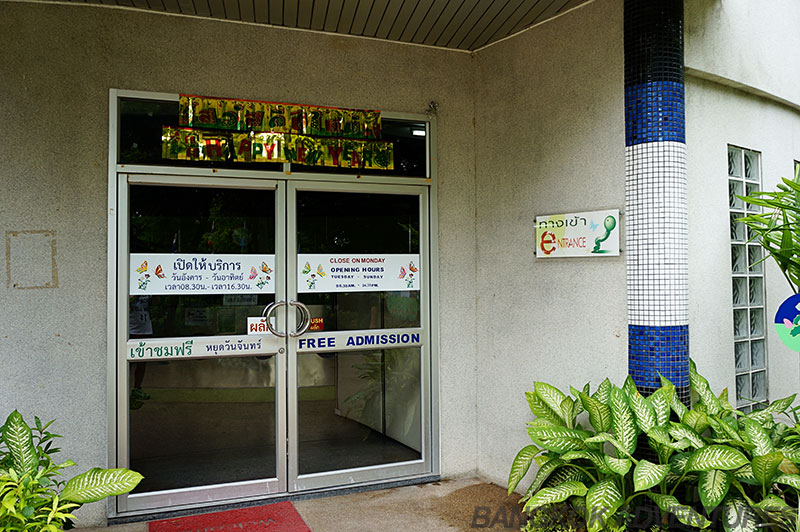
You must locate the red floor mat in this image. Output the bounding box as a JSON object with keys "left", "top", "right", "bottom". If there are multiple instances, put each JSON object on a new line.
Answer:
{"left": 148, "top": 501, "right": 311, "bottom": 532}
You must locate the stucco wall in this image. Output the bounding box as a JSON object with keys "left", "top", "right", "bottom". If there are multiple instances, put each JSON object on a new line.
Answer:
{"left": 472, "top": 0, "right": 628, "bottom": 487}
{"left": 685, "top": 75, "right": 800, "bottom": 406}
{"left": 685, "top": 0, "right": 800, "bottom": 108}
{"left": 0, "top": 3, "right": 478, "bottom": 525}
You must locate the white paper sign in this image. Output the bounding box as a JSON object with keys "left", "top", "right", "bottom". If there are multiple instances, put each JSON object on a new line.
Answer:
{"left": 126, "top": 335, "right": 276, "bottom": 360}
{"left": 297, "top": 254, "right": 421, "bottom": 293}
{"left": 129, "top": 254, "right": 276, "bottom": 295}
{"left": 535, "top": 209, "right": 620, "bottom": 258}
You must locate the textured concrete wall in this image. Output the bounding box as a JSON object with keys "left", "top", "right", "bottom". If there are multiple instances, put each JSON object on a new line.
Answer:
{"left": 472, "top": 0, "right": 627, "bottom": 487}
{"left": 0, "top": 3, "right": 478, "bottom": 525}
{"left": 685, "top": 75, "right": 800, "bottom": 406}
{"left": 686, "top": 0, "right": 800, "bottom": 107}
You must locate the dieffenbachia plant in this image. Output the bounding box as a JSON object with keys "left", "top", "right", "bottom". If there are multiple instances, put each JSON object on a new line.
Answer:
{"left": 508, "top": 360, "right": 800, "bottom": 531}
{"left": 0, "top": 411, "right": 143, "bottom": 531}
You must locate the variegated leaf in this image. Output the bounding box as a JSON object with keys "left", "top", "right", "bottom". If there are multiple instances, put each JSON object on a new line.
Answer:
{"left": 592, "top": 378, "right": 612, "bottom": 404}
{"left": 712, "top": 416, "right": 744, "bottom": 442}
{"left": 648, "top": 384, "right": 674, "bottom": 426}
{"left": 670, "top": 452, "right": 693, "bottom": 474}
{"left": 534, "top": 382, "right": 569, "bottom": 423}
{"left": 561, "top": 450, "right": 614, "bottom": 475}
{"left": 733, "top": 464, "right": 759, "bottom": 486}
{"left": 647, "top": 492, "right": 711, "bottom": 529}
{"left": 585, "top": 432, "right": 632, "bottom": 458}
{"left": 773, "top": 473, "right": 800, "bottom": 490}
{"left": 777, "top": 446, "right": 800, "bottom": 464}
{"left": 762, "top": 394, "right": 796, "bottom": 415}
{"left": 585, "top": 479, "right": 623, "bottom": 532}
{"left": 752, "top": 494, "right": 789, "bottom": 510}
{"left": 579, "top": 392, "right": 612, "bottom": 433}
{"left": 560, "top": 397, "right": 578, "bottom": 429}
{"left": 633, "top": 460, "right": 670, "bottom": 492}
{"left": 527, "top": 426, "right": 588, "bottom": 453}
{"left": 61, "top": 468, "right": 143, "bottom": 503}
{"left": 542, "top": 465, "right": 589, "bottom": 489}
{"left": 683, "top": 410, "right": 710, "bottom": 434}
{"left": 523, "top": 481, "right": 587, "bottom": 512}
{"left": 690, "top": 359, "right": 722, "bottom": 416}
{"left": 718, "top": 388, "right": 734, "bottom": 412}
{"left": 610, "top": 386, "right": 637, "bottom": 456}
{"left": 2, "top": 411, "right": 39, "bottom": 475}
{"left": 687, "top": 445, "right": 749, "bottom": 472}
{"left": 721, "top": 494, "right": 759, "bottom": 532}
{"left": 622, "top": 376, "right": 638, "bottom": 398}
{"left": 526, "top": 457, "right": 565, "bottom": 496}
{"left": 669, "top": 422, "right": 705, "bottom": 449}
{"left": 647, "top": 426, "right": 671, "bottom": 445}
{"left": 569, "top": 386, "right": 585, "bottom": 417}
{"left": 603, "top": 455, "right": 632, "bottom": 476}
{"left": 771, "top": 423, "right": 787, "bottom": 447}
{"left": 508, "top": 445, "right": 540, "bottom": 494}
{"left": 650, "top": 439, "right": 674, "bottom": 465}
{"left": 571, "top": 494, "right": 587, "bottom": 519}
{"left": 526, "top": 391, "right": 564, "bottom": 426}
{"left": 742, "top": 419, "right": 774, "bottom": 457}
{"left": 698, "top": 469, "right": 731, "bottom": 513}
{"left": 660, "top": 374, "right": 689, "bottom": 420}
{"left": 628, "top": 389, "right": 657, "bottom": 433}
{"left": 751, "top": 452, "right": 783, "bottom": 487}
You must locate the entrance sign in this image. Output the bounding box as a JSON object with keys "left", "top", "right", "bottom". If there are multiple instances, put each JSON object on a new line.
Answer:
{"left": 129, "top": 253, "right": 276, "bottom": 295}
{"left": 297, "top": 254, "right": 421, "bottom": 293}
{"left": 535, "top": 209, "right": 620, "bottom": 258}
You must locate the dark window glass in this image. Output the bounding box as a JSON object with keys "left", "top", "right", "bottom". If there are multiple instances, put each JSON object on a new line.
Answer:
{"left": 129, "top": 185, "right": 275, "bottom": 338}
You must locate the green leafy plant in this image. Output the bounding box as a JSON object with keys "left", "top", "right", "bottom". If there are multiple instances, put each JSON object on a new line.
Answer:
{"left": 0, "top": 411, "right": 143, "bottom": 531}
{"left": 738, "top": 163, "right": 800, "bottom": 293}
{"left": 508, "top": 360, "right": 800, "bottom": 531}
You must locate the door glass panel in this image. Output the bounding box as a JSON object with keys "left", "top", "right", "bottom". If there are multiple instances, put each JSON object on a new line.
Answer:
{"left": 129, "top": 186, "right": 276, "bottom": 338}
{"left": 296, "top": 191, "right": 421, "bottom": 332}
{"left": 129, "top": 356, "right": 277, "bottom": 492}
{"left": 297, "top": 348, "right": 422, "bottom": 474}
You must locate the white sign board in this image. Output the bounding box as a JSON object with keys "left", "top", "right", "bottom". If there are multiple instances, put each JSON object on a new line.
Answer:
{"left": 129, "top": 254, "right": 276, "bottom": 295}
{"left": 535, "top": 209, "right": 620, "bottom": 258}
{"left": 297, "top": 254, "right": 420, "bottom": 293}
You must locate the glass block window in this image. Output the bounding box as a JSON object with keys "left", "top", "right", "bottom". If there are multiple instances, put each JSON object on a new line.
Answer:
{"left": 728, "top": 146, "right": 767, "bottom": 412}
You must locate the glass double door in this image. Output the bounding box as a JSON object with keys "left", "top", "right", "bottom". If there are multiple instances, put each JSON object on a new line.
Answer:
{"left": 118, "top": 175, "right": 430, "bottom": 513}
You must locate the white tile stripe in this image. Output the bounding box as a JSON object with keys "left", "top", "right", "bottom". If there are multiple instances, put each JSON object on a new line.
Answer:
{"left": 626, "top": 141, "right": 688, "bottom": 327}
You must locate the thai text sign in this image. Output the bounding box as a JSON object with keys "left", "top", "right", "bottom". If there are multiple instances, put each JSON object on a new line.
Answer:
{"left": 129, "top": 253, "right": 276, "bottom": 295}
{"left": 127, "top": 335, "right": 271, "bottom": 360}
{"left": 297, "top": 254, "right": 420, "bottom": 293}
{"left": 179, "top": 95, "right": 382, "bottom": 139}
{"left": 162, "top": 127, "right": 393, "bottom": 170}
{"left": 535, "top": 209, "right": 620, "bottom": 258}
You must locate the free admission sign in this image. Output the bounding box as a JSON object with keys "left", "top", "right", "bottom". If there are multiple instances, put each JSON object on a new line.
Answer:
{"left": 535, "top": 209, "right": 620, "bottom": 258}
{"left": 297, "top": 254, "right": 420, "bottom": 293}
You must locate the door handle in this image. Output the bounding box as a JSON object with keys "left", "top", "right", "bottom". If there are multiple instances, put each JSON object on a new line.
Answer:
{"left": 262, "top": 301, "right": 287, "bottom": 338}
{"left": 288, "top": 300, "right": 311, "bottom": 337}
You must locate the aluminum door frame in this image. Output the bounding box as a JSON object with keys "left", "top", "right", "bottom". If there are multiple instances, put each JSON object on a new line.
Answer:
{"left": 286, "top": 180, "right": 432, "bottom": 492}
{"left": 115, "top": 173, "right": 288, "bottom": 514}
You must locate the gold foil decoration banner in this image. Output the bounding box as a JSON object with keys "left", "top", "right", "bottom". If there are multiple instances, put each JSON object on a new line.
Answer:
{"left": 178, "top": 95, "right": 382, "bottom": 139}
{"left": 161, "top": 127, "right": 394, "bottom": 170}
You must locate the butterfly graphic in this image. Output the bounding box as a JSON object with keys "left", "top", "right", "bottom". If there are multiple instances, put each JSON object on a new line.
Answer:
{"left": 136, "top": 260, "right": 148, "bottom": 274}
{"left": 261, "top": 262, "right": 273, "bottom": 274}
{"left": 155, "top": 264, "right": 165, "bottom": 279}
{"left": 399, "top": 266, "right": 407, "bottom": 279}
{"left": 316, "top": 264, "right": 327, "bottom": 277}
{"left": 302, "top": 262, "right": 311, "bottom": 274}
{"left": 249, "top": 266, "right": 258, "bottom": 280}
{"left": 408, "top": 261, "right": 418, "bottom": 273}
{"left": 590, "top": 220, "right": 599, "bottom": 231}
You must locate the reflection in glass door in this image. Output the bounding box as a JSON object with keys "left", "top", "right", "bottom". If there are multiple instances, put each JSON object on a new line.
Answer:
{"left": 288, "top": 184, "right": 430, "bottom": 490}
{"left": 119, "top": 178, "right": 286, "bottom": 512}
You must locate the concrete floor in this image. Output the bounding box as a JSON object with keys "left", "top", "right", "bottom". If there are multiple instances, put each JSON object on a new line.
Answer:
{"left": 79, "top": 478, "right": 524, "bottom": 531}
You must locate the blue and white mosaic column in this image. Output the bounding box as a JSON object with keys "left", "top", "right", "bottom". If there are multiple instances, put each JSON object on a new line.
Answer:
{"left": 625, "top": 0, "right": 689, "bottom": 403}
